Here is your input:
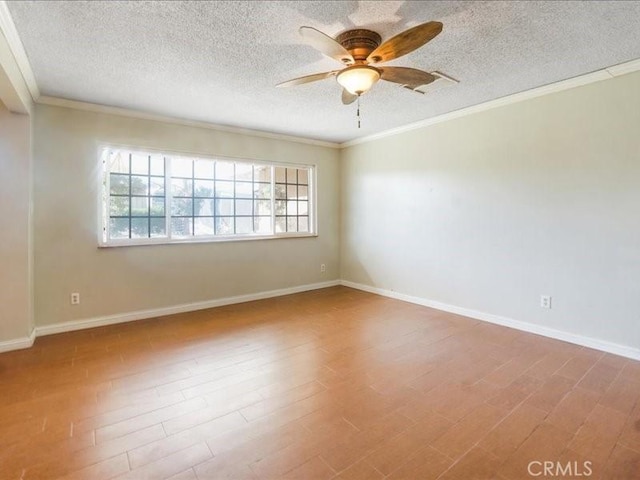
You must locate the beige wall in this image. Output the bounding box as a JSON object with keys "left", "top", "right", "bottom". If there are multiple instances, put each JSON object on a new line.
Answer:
{"left": 33, "top": 104, "right": 340, "bottom": 327}
{"left": 0, "top": 102, "right": 32, "bottom": 344}
{"left": 341, "top": 72, "right": 640, "bottom": 351}
{"left": 26, "top": 71, "right": 640, "bottom": 353}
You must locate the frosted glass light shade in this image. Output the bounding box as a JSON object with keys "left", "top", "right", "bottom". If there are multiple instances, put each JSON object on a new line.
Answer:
{"left": 337, "top": 66, "right": 381, "bottom": 95}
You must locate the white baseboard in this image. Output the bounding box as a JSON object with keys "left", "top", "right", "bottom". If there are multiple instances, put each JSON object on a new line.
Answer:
{"left": 0, "top": 328, "right": 35, "bottom": 353}
{"left": 35, "top": 280, "right": 341, "bottom": 337}
{"left": 340, "top": 280, "right": 640, "bottom": 361}
{"left": 4, "top": 278, "right": 639, "bottom": 362}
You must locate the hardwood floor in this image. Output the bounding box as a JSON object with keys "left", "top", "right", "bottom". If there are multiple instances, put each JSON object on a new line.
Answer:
{"left": 1, "top": 286, "right": 639, "bottom": 479}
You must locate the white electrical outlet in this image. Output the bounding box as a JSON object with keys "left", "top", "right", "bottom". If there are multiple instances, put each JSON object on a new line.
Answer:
{"left": 71, "top": 292, "right": 80, "bottom": 305}
{"left": 320, "top": 264, "right": 326, "bottom": 273}
{"left": 540, "top": 295, "right": 552, "bottom": 309}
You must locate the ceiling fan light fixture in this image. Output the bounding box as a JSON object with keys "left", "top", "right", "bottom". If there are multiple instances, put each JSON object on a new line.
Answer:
{"left": 336, "top": 66, "right": 380, "bottom": 95}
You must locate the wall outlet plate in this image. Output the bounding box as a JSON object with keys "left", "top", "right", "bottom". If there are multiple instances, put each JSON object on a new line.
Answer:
{"left": 540, "top": 295, "right": 552, "bottom": 309}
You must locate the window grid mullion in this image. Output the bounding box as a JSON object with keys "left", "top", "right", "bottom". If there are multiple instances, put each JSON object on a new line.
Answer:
{"left": 270, "top": 166, "right": 275, "bottom": 235}
{"left": 128, "top": 153, "right": 132, "bottom": 239}
{"left": 103, "top": 148, "right": 313, "bottom": 244}
{"left": 191, "top": 159, "right": 195, "bottom": 236}
{"left": 213, "top": 161, "right": 218, "bottom": 235}
{"left": 147, "top": 155, "right": 151, "bottom": 238}
{"left": 166, "top": 156, "right": 172, "bottom": 240}
{"left": 104, "top": 154, "right": 110, "bottom": 242}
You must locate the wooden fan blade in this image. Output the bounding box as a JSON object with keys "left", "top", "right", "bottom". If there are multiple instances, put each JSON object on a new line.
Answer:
{"left": 276, "top": 71, "right": 338, "bottom": 88}
{"left": 367, "top": 21, "right": 442, "bottom": 64}
{"left": 342, "top": 89, "right": 358, "bottom": 105}
{"left": 299, "top": 27, "right": 354, "bottom": 65}
{"left": 380, "top": 67, "right": 436, "bottom": 89}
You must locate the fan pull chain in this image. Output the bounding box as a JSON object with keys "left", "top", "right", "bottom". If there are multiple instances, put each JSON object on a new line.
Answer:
{"left": 357, "top": 95, "right": 361, "bottom": 129}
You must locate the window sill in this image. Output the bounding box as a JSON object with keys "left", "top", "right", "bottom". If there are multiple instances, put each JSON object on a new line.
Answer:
{"left": 98, "top": 232, "right": 318, "bottom": 248}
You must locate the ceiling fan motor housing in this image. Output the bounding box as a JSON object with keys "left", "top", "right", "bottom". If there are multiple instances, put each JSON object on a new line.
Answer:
{"left": 336, "top": 29, "right": 382, "bottom": 62}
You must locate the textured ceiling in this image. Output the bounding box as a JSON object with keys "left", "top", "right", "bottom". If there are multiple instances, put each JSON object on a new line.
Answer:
{"left": 7, "top": 0, "right": 640, "bottom": 143}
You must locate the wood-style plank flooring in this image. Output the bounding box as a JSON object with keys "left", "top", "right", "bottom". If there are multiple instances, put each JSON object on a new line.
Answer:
{"left": 1, "top": 286, "right": 639, "bottom": 479}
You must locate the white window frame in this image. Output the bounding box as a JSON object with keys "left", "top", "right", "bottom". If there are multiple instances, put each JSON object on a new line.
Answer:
{"left": 98, "top": 145, "right": 317, "bottom": 247}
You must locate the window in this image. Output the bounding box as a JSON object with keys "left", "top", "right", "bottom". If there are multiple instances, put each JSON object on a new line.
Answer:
{"left": 101, "top": 147, "right": 315, "bottom": 246}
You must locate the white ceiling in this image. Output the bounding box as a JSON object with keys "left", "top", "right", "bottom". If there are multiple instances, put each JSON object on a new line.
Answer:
{"left": 7, "top": 1, "right": 640, "bottom": 143}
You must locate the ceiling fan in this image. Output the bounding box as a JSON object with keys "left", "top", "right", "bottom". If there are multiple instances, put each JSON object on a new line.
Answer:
{"left": 277, "top": 21, "right": 444, "bottom": 105}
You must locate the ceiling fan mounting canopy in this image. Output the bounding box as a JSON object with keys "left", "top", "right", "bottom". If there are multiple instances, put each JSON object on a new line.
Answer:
{"left": 335, "top": 29, "right": 382, "bottom": 62}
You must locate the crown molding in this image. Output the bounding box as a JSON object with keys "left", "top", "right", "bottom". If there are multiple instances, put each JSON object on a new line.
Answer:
{"left": 0, "top": 23, "right": 30, "bottom": 113}
{"left": 36, "top": 95, "right": 341, "bottom": 149}
{"left": 606, "top": 58, "right": 640, "bottom": 77}
{"left": 0, "top": 1, "right": 39, "bottom": 100}
{"left": 341, "top": 57, "right": 640, "bottom": 148}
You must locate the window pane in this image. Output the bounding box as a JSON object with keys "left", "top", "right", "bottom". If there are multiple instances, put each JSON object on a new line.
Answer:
{"left": 104, "top": 148, "right": 313, "bottom": 245}
{"left": 131, "top": 218, "right": 149, "bottom": 238}
{"left": 216, "top": 217, "right": 234, "bottom": 235}
{"left": 110, "top": 196, "right": 129, "bottom": 216}
{"left": 131, "top": 153, "right": 149, "bottom": 174}
{"left": 254, "top": 216, "right": 271, "bottom": 234}
{"left": 298, "top": 169, "right": 309, "bottom": 185}
{"left": 216, "top": 198, "right": 234, "bottom": 216}
{"left": 236, "top": 163, "right": 252, "bottom": 181}
{"left": 235, "top": 199, "right": 252, "bottom": 216}
{"left": 150, "top": 156, "right": 164, "bottom": 176}
{"left": 171, "top": 178, "right": 193, "bottom": 197}
{"left": 110, "top": 152, "right": 129, "bottom": 174}
{"left": 150, "top": 217, "right": 166, "bottom": 237}
{"left": 215, "top": 181, "right": 234, "bottom": 198}
{"left": 194, "top": 217, "right": 214, "bottom": 236}
{"left": 254, "top": 182, "right": 271, "bottom": 199}
{"left": 254, "top": 199, "right": 271, "bottom": 216}
{"left": 275, "top": 184, "right": 286, "bottom": 199}
{"left": 131, "top": 197, "right": 149, "bottom": 216}
{"left": 110, "top": 174, "right": 129, "bottom": 195}
{"left": 172, "top": 198, "right": 193, "bottom": 216}
{"left": 150, "top": 177, "right": 165, "bottom": 196}
{"left": 150, "top": 197, "right": 165, "bottom": 216}
{"left": 236, "top": 217, "right": 252, "bottom": 234}
{"left": 235, "top": 182, "right": 252, "bottom": 199}
{"left": 171, "top": 217, "right": 192, "bottom": 237}
{"left": 216, "top": 162, "right": 234, "bottom": 180}
{"left": 131, "top": 176, "right": 149, "bottom": 195}
{"left": 275, "top": 200, "right": 286, "bottom": 215}
{"left": 194, "top": 179, "right": 214, "bottom": 197}
{"left": 254, "top": 166, "right": 271, "bottom": 182}
{"left": 110, "top": 218, "right": 129, "bottom": 238}
{"left": 195, "top": 198, "right": 214, "bottom": 216}
{"left": 194, "top": 159, "right": 214, "bottom": 179}
{"left": 172, "top": 157, "right": 193, "bottom": 177}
